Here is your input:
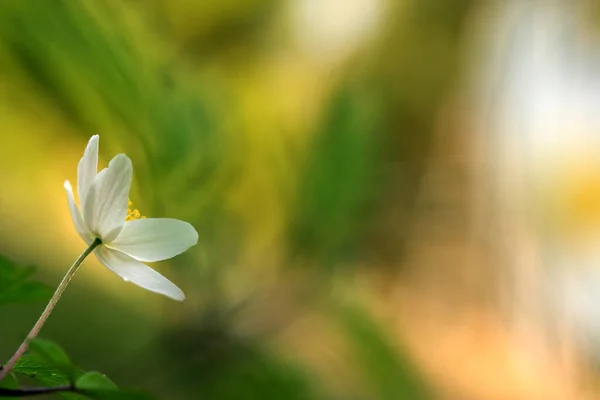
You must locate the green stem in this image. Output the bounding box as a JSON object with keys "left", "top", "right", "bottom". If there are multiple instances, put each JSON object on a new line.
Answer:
{"left": 0, "top": 238, "right": 101, "bottom": 381}
{"left": 0, "top": 385, "right": 74, "bottom": 397}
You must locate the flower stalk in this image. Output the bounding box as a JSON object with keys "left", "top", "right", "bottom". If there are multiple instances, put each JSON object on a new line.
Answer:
{"left": 0, "top": 238, "right": 101, "bottom": 382}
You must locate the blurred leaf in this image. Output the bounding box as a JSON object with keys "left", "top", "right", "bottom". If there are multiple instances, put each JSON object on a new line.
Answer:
{"left": 356, "top": 0, "right": 474, "bottom": 266}
{"left": 155, "top": 0, "right": 279, "bottom": 56}
{"left": 290, "top": 86, "right": 379, "bottom": 265}
{"left": 78, "top": 391, "right": 154, "bottom": 400}
{"left": 0, "top": 282, "right": 50, "bottom": 305}
{"left": 76, "top": 372, "right": 154, "bottom": 400}
{"left": 339, "top": 306, "right": 431, "bottom": 400}
{"left": 0, "top": 0, "right": 131, "bottom": 128}
{"left": 200, "top": 348, "right": 318, "bottom": 400}
{"left": 159, "top": 319, "right": 321, "bottom": 400}
{"left": 29, "top": 338, "right": 70, "bottom": 366}
{"left": 0, "top": 256, "right": 51, "bottom": 305}
{"left": 0, "top": 0, "right": 226, "bottom": 236}
{"left": 76, "top": 372, "right": 117, "bottom": 391}
{"left": 0, "top": 372, "right": 19, "bottom": 389}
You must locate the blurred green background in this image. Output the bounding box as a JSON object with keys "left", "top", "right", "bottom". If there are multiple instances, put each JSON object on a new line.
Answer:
{"left": 0, "top": 0, "right": 508, "bottom": 399}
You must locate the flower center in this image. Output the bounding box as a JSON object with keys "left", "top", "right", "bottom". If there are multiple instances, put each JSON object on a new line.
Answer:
{"left": 126, "top": 200, "right": 146, "bottom": 221}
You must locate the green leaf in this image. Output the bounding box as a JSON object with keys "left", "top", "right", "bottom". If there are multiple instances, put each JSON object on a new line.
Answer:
{"left": 339, "top": 306, "right": 431, "bottom": 400}
{"left": 28, "top": 338, "right": 71, "bottom": 367}
{"left": 77, "top": 389, "right": 154, "bottom": 400}
{"left": 76, "top": 374, "right": 153, "bottom": 400}
{"left": 76, "top": 372, "right": 117, "bottom": 391}
{"left": 290, "top": 86, "right": 379, "bottom": 266}
{"left": 12, "top": 354, "right": 85, "bottom": 399}
{"left": 0, "top": 372, "right": 19, "bottom": 389}
{"left": 13, "top": 354, "right": 146, "bottom": 399}
{"left": 0, "top": 256, "right": 51, "bottom": 305}
{"left": 27, "top": 338, "right": 85, "bottom": 380}
{"left": 13, "top": 354, "right": 70, "bottom": 386}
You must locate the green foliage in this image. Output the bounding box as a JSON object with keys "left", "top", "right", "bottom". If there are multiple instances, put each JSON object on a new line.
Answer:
{"left": 76, "top": 389, "right": 154, "bottom": 400}
{"left": 0, "top": 372, "right": 19, "bottom": 389}
{"left": 8, "top": 339, "right": 152, "bottom": 399}
{"left": 0, "top": 256, "right": 51, "bottom": 306}
{"left": 28, "top": 338, "right": 84, "bottom": 380}
{"left": 290, "top": 86, "right": 380, "bottom": 266}
{"left": 13, "top": 353, "right": 77, "bottom": 389}
{"left": 76, "top": 372, "right": 153, "bottom": 399}
{"left": 339, "top": 306, "right": 431, "bottom": 400}
{"left": 0, "top": 256, "right": 151, "bottom": 398}
{"left": 199, "top": 348, "right": 318, "bottom": 400}
{"left": 0, "top": 0, "right": 223, "bottom": 207}
{"left": 76, "top": 372, "right": 118, "bottom": 391}
{"left": 157, "top": 313, "right": 322, "bottom": 400}
{"left": 28, "top": 338, "right": 71, "bottom": 368}
{"left": 0, "top": 0, "right": 165, "bottom": 133}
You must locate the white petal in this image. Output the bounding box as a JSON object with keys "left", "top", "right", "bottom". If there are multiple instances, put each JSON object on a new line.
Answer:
{"left": 94, "top": 247, "right": 185, "bottom": 301}
{"left": 64, "top": 180, "right": 94, "bottom": 243}
{"left": 77, "top": 135, "right": 99, "bottom": 205}
{"left": 83, "top": 154, "right": 132, "bottom": 243}
{"left": 107, "top": 218, "right": 198, "bottom": 262}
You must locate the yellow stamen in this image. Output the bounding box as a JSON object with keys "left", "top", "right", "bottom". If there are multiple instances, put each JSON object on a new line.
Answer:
{"left": 126, "top": 199, "right": 146, "bottom": 221}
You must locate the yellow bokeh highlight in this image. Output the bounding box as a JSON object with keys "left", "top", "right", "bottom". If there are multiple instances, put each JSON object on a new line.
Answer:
{"left": 539, "top": 154, "right": 600, "bottom": 243}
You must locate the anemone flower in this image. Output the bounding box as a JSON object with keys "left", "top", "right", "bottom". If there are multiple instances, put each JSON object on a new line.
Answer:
{"left": 64, "top": 135, "right": 198, "bottom": 301}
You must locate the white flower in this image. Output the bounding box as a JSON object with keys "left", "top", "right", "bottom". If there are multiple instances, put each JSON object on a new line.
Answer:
{"left": 64, "top": 135, "right": 198, "bottom": 301}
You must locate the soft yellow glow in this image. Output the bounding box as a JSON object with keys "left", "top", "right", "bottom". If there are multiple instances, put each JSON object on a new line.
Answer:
{"left": 562, "top": 171, "right": 600, "bottom": 225}
{"left": 542, "top": 156, "right": 600, "bottom": 241}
